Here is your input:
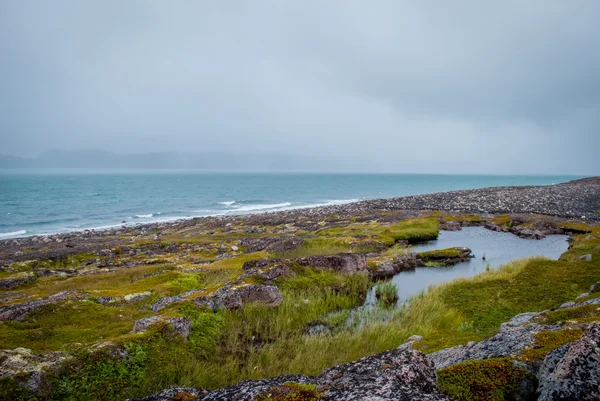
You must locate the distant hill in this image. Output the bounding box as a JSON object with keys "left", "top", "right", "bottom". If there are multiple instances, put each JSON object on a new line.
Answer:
{"left": 0, "top": 150, "right": 338, "bottom": 172}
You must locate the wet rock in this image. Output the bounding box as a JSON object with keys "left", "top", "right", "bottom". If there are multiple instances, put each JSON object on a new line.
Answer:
{"left": 515, "top": 228, "right": 546, "bottom": 239}
{"left": 537, "top": 323, "right": 600, "bottom": 401}
{"left": 130, "top": 346, "right": 449, "bottom": 401}
{"left": 0, "top": 348, "right": 71, "bottom": 393}
{"left": 0, "top": 272, "right": 36, "bottom": 290}
{"left": 440, "top": 220, "right": 462, "bottom": 231}
{"left": 0, "top": 290, "right": 85, "bottom": 321}
{"left": 370, "top": 253, "right": 418, "bottom": 279}
{"left": 579, "top": 254, "right": 592, "bottom": 261}
{"left": 131, "top": 316, "right": 192, "bottom": 340}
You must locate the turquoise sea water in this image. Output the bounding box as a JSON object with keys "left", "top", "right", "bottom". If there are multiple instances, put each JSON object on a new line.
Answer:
{"left": 0, "top": 170, "right": 582, "bottom": 238}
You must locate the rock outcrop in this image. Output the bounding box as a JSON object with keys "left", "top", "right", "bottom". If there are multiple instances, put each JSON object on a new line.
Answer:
{"left": 193, "top": 284, "right": 283, "bottom": 312}
{"left": 129, "top": 345, "right": 450, "bottom": 401}
{"left": 537, "top": 323, "right": 600, "bottom": 401}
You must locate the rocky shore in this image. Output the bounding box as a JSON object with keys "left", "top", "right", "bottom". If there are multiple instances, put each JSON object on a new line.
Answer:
{"left": 1, "top": 177, "right": 599, "bottom": 266}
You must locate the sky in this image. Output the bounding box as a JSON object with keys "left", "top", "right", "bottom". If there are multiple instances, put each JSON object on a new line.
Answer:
{"left": 1, "top": 1, "right": 599, "bottom": 174}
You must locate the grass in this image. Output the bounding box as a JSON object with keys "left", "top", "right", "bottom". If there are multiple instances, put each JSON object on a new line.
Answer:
{"left": 314, "top": 217, "right": 439, "bottom": 244}
{"left": 374, "top": 281, "right": 398, "bottom": 306}
{"left": 3, "top": 218, "right": 600, "bottom": 400}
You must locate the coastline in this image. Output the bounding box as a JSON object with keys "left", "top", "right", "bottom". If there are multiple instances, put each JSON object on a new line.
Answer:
{"left": 2, "top": 177, "right": 599, "bottom": 245}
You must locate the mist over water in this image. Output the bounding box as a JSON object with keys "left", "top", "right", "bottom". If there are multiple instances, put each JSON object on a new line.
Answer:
{"left": 0, "top": 171, "right": 582, "bottom": 238}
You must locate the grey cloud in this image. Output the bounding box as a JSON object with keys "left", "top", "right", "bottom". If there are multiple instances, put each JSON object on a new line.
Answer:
{"left": 0, "top": 1, "right": 599, "bottom": 174}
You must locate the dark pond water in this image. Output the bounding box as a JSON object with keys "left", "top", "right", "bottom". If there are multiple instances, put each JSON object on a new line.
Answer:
{"left": 365, "top": 226, "right": 570, "bottom": 306}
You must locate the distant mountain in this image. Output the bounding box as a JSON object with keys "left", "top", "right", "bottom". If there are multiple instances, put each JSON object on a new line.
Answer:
{"left": 0, "top": 150, "right": 339, "bottom": 172}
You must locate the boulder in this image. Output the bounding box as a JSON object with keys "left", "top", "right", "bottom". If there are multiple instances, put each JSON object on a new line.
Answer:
{"left": 151, "top": 290, "right": 204, "bottom": 313}
{"left": 537, "top": 323, "right": 600, "bottom": 401}
{"left": 0, "top": 348, "right": 71, "bottom": 393}
{"left": 579, "top": 254, "right": 592, "bottom": 261}
{"left": 131, "top": 316, "right": 192, "bottom": 340}
{"left": 193, "top": 285, "right": 283, "bottom": 312}
{"left": 0, "top": 290, "right": 85, "bottom": 321}
{"left": 295, "top": 253, "right": 368, "bottom": 274}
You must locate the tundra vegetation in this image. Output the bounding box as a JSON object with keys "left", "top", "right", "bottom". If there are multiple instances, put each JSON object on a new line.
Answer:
{"left": 0, "top": 210, "right": 599, "bottom": 401}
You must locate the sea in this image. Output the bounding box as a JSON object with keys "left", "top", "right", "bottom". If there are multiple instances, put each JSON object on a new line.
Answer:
{"left": 0, "top": 170, "right": 582, "bottom": 239}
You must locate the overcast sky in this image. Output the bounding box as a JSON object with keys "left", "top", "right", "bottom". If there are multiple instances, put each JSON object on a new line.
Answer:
{"left": 1, "top": 1, "right": 599, "bottom": 174}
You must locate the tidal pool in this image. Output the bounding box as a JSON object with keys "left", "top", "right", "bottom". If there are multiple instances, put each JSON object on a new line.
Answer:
{"left": 309, "top": 227, "right": 570, "bottom": 334}
{"left": 366, "top": 226, "right": 570, "bottom": 306}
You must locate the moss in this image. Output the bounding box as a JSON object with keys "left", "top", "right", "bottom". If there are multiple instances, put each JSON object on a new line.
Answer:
{"left": 437, "top": 358, "right": 528, "bottom": 401}
{"left": 254, "top": 382, "right": 321, "bottom": 401}
{"left": 520, "top": 328, "right": 584, "bottom": 362}
{"left": 491, "top": 215, "right": 512, "bottom": 227}
{"left": 0, "top": 301, "right": 150, "bottom": 352}
{"left": 542, "top": 304, "right": 600, "bottom": 325}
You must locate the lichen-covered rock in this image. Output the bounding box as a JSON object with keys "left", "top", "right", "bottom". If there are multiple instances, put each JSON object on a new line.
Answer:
{"left": 295, "top": 253, "right": 367, "bottom": 274}
{"left": 130, "top": 346, "right": 450, "bottom": 401}
{"left": 0, "top": 348, "right": 71, "bottom": 393}
{"left": 131, "top": 316, "right": 192, "bottom": 340}
{"left": 428, "top": 311, "right": 555, "bottom": 370}
{"left": 537, "top": 323, "right": 600, "bottom": 401}
{"left": 0, "top": 290, "right": 85, "bottom": 321}
{"left": 370, "top": 253, "right": 418, "bottom": 279}
{"left": 193, "top": 285, "right": 283, "bottom": 312}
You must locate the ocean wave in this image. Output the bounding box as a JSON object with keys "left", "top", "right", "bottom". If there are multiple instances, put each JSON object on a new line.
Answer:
{"left": 231, "top": 202, "right": 292, "bottom": 212}
{"left": 0, "top": 230, "right": 27, "bottom": 238}
{"left": 134, "top": 214, "right": 154, "bottom": 218}
{"left": 219, "top": 201, "right": 236, "bottom": 206}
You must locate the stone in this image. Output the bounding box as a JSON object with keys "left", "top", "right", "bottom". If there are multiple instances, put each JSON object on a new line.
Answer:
{"left": 589, "top": 281, "right": 600, "bottom": 293}
{"left": 123, "top": 291, "right": 152, "bottom": 303}
{"left": 151, "top": 290, "right": 204, "bottom": 313}
{"left": 230, "top": 245, "right": 239, "bottom": 252}
{"left": 537, "top": 323, "right": 600, "bottom": 401}
{"left": 131, "top": 316, "right": 192, "bottom": 340}
{"left": 295, "top": 253, "right": 368, "bottom": 274}
{"left": 0, "top": 348, "right": 71, "bottom": 393}
{"left": 193, "top": 285, "right": 283, "bottom": 312}
{"left": 579, "top": 254, "right": 592, "bottom": 261}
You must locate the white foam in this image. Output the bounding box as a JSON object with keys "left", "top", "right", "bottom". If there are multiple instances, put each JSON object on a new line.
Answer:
{"left": 231, "top": 202, "right": 292, "bottom": 212}
{"left": 0, "top": 230, "right": 27, "bottom": 238}
{"left": 134, "top": 214, "right": 153, "bottom": 218}
{"left": 219, "top": 201, "right": 236, "bottom": 206}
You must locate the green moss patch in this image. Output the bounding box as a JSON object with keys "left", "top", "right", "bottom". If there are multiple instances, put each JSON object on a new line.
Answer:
{"left": 438, "top": 358, "right": 528, "bottom": 401}
{"left": 254, "top": 382, "right": 321, "bottom": 401}
{"left": 520, "top": 328, "right": 583, "bottom": 362}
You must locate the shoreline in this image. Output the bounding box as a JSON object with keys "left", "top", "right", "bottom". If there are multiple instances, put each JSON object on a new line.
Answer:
{"left": 2, "top": 177, "right": 599, "bottom": 243}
